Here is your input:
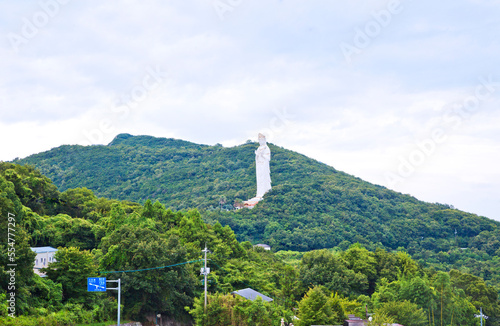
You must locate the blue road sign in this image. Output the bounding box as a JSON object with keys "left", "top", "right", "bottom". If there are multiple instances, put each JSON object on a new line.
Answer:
{"left": 87, "top": 277, "right": 107, "bottom": 292}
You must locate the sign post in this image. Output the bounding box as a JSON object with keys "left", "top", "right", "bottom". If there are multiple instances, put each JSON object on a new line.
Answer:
{"left": 88, "top": 277, "right": 121, "bottom": 326}
{"left": 107, "top": 279, "right": 121, "bottom": 326}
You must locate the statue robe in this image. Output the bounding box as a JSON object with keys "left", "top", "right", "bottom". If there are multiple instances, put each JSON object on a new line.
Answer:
{"left": 255, "top": 144, "right": 271, "bottom": 197}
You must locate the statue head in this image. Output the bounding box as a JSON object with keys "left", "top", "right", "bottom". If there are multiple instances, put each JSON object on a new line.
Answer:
{"left": 258, "top": 133, "right": 266, "bottom": 145}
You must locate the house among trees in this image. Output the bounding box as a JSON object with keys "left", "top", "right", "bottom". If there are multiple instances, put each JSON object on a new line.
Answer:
{"left": 343, "top": 315, "right": 404, "bottom": 326}
{"left": 233, "top": 200, "right": 245, "bottom": 209}
{"left": 31, "top": 246, "right": 57, "bottom": 277}
{"left": 343, "top": 315, "right": 367, "bottom": 325}
{"left": 254, "top": 243, "right": 271, "bottom": 250}
{"left": 231, "top": 288, "right": 273, "bottom": 302}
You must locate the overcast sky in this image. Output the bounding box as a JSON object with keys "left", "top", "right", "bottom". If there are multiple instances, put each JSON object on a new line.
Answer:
{"left": 1, "top": 0, "right": 499, "bottom": 221}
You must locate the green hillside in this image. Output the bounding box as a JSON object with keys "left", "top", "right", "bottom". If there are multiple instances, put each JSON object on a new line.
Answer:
{"left": 1, "top": 162, "right": 499, "bottom": 325}
{"left": 13, "top": 134, "right": 500, "bottom": 284}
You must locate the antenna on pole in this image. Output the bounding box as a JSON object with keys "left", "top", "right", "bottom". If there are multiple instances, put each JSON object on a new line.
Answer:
{"left": 475, "top": 307, "right": 489, "bottom": 326}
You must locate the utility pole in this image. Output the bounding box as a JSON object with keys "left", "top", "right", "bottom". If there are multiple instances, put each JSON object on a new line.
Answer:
{"left": 201, "top": 246, "right": 211, "bottom": 311}
{"left": 204, "top": 246, "right": 207, "bottom": 310}
{"left": 118, "top": 278, "right": 121, "bottom": 326}
{"left": 87, "top": 277, "right": 121, "bottom": 325}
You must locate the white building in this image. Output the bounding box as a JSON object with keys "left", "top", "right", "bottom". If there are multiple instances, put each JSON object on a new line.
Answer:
{"left": 253, "top": 244, "right": 271, "bottom": 251}
{"left": 31, "top": 246, "right": 57, "bottom": 276}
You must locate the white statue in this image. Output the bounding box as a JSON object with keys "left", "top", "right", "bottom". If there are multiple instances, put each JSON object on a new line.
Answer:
{"left": 243, "top": 133, "right": 272, "bottom": 208}
{"left": 255, "top": 133, "right": 272, "bottom": 198}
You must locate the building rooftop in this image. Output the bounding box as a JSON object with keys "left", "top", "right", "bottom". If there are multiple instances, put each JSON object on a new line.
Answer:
{"left": 31, "top": 246, "right": 58, "bottom": 254}
{"left": 254, "top": 244, "right": 271, "bottom": 250}
{"left": 231, "top": 288, "right": 273, "bottom": 302}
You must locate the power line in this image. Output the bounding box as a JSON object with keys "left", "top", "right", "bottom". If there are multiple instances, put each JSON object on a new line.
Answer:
{"left": 99, "top": 259, "right": 204, "bottom": 274}
{"left": 97, "top": 250, "right": 294, "bottom": 305}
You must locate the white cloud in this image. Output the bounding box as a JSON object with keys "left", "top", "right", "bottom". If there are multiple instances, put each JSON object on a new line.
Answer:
{"left": 0, "top": 118, "right": 87, "bottom": 161}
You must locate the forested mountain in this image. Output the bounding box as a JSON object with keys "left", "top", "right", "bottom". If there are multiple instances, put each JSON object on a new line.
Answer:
{"left": 13, "top": 133, "right": 500, "bottom": 291}
{"left": 1, "top": 162, "right": 499, "bottom": 325}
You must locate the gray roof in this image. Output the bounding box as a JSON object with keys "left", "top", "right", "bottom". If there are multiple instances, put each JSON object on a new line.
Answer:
{"left": 231, "top": 288, "right": 273, "bottom": 302}
{"left": 31, "top": 246, "right": 58, "bottom": 254}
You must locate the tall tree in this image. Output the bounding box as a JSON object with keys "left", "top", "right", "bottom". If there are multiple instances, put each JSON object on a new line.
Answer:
{"left": 376, "top": 300, "right": 427, "bottom": 326}
{"left": 297, "top": 286, "right": 343, "bottom": 326}
{"left": 42, "top": 246, "right": 97, "bottom": 306}
{"left": 99, "top": 225, "right": 196, "bottom": 320}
